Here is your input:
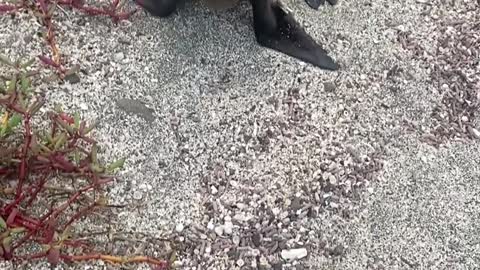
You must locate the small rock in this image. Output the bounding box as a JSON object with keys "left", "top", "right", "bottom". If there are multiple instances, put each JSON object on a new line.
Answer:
{"left": 395, "top": 24, "right": 406, "bottom": 32}
{"left": 175, "top": 223, "right": 184, "bottom": 233}
{"left": 64, "top": 73, "right": 80, "bottom": 84}
{"left": 252, "top": 232, "right": 262, "bottom": 247}
{"left": 118, "top": 37, "right": 131, "bottom": 45}
{"left": 116, "top": 98, "right": 155, "bottom": 122}
{"left": 290, "top": 197, "right": 302, "bottom": 212}
{"left": 233, "top": 213, "right": 248, "bottom": 222}
{"left": 224, "top": 221, "right": 233, "bottom": 235}
{"left": 172, "top": 261, "right": 183, "bottom": 268}
{"left": 236, "top": 203, "right": 247, "bottom": 209}
{"left": 467, "top": 126, "right": 480, "bottom": 139}
{"left": 79, "top": 103, "right": 88, "bottom": 111}
{"left": 139, "top": 183, "right": 148, "bottom": 191}
{"left": 272, "top": 261, "right": 284, "bottom": 270}
{"left": 259, "top": 256, "right": 270, "bottom": 268}
{"left": 330, "top": 201, "right": 340, "bottom": 208}
{"left": 23, "top": 34, "right": 33, "bottom": 44}
{"left": 330, "top": 244, "right": 345, "bottom": 256}
{"left": 207, "top": 221, "right": 215, "bottom": 230}
{"left": 210, "top": 186, "right": 218, "bottom": 195}
{"left": 328, "top": 174, "right": 338, "bottom": 186}
{"left": 114, "top": 52, "right": 124, "bottom": 62}
{"left": 251, "top": 259, "right": 257, "bottom": 268}
{"left": 281, "top": 248, "right": 308, "bottom": 260}
{"left": 323, "top": 81, "right": 336, "bottom": 92}
{"left": 232, "top": 235, "right": 240, "bottom": 245}
{"left": 132, "top": 190, "right": 142, "bottom": 200}
{"left": 214, "top": 226, "right": 224, "bottom": 236}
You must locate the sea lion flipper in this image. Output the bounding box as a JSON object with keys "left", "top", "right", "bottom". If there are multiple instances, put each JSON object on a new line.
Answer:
{"left": 259, "top": 37, "right": 339, "bottom": 70}
{"left": 251, "top": 1, "right": 339, "bottom": 70}
{"left": 136, "top": 0, "right": 177, "bottom": 17}
{"left": 305, "top": 0, "right": 325, "bottom": 10}
{"left": 305, "top": 0, "right": 337, "bottom": 10}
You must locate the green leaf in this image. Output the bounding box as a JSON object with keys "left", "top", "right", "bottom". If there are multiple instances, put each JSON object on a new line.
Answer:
{"left": 90, "top": 163, "right": 104, "bottom": 173}
{"left": 73, "top": 112, "right": 80, "bottom": 129}
{"left": 47, "top": 2, "right": 56, "bottom": 17}
{"left": 38, "top": 143, "right": 52, "bottom": 154}
{"left": 20, "top": 73, "right": 30, "bottom": 94}
{"left": 8, "top": 114, "right": 22, "bottom": 129}
{"left": 54, "top": 104, "right": 63, "bottom": 113}
{"left": 0, "top": 217, "right": 6, "bottom": 231}
{"left": 17, "top": 92, "right": 27, "bottom": 110}
{"left": 56, "top": 118, "right": 74, "bottom": 135}
{"left": 10, "top": 227, "right": 26, "bottom": 234}
{"left": 91, "top": 144, "right": 98, "bottom": 165}
{"left": 54, "top": 132, "right": 67, "bottom": 150}
{"left": 74, "top": 150, "right": 80, "bottom": 164}
{"left": 7, "top": 75, "right": 17, "bottom": 93}
{"left": 28, "top": 99, "right": 45, "bottom": 116}
{"left": 14, "top": 57, "right": 22, "bottom": 68}
{"left": 82, "top": 120, "right": 98, "bottom": 135}
{"left": 20, "top": 58, "right": 36, "bottom": 69}
{"left": 0, "top": 55, "right": 14, "bottom": 66}
{"left": 2, "top": 236, "right": 12, "bottom": 253}
{"left": 107, "top": 157, "right": 126, "bottom": 172}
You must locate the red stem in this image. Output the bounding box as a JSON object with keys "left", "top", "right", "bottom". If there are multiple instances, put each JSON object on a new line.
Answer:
{"left": 15, "top": 116, "right": 32, "bottom": 199}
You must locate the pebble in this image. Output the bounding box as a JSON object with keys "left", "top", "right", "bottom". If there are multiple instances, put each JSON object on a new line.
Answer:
{"left": 172, "top": 261, "right": 183, "bottom": 268}
{"left": 259, "top": 256, "right": 270, "bottom": 268}
{"left": 280, "top": 248, "right": 308, "bottom": 260}
{"left": 79, "top": 103, "right": 88, "bottom": 111}
{"left": 330, "top": 244, "right": 345, "bottom": 256}
{"left": 323, "top": 81, "right": 336, "bottom": 92}
{"left": 224, "top": 221, "right": 233, "bottom": 235}
{"left": 233, "top": 213, "right": 248, "bottom": 222}
{"left": 114, "top": 52, "right": 124, "bottom": 62}
{"left": 232, "top": 235, "right": 240, "bottom": 245}
{"left": 252, "top": 232, "right": 261, "bottom": 247}
{"left": 64, "top": 73, "right": 80, "bottom": 84}
{"left": 468, "top": 126, "right": 480, "bottom": 139}
{"left": 132, "top": 190, "right": 142, "bottom": 200}
{"left": 236, "top": 203, "right": 247, "bottom": 209}
{"left": 330, "top": 202, "right": 339, "bottom": 208}
{"left": 175, "top": 223, "right": 184, "bottom": 233}
{"left": 207, "top": 221, "right": 215, "bottom": 230}
{"left": 273, "top": 262, "right": 284, "bottom": 270}
{"left": 214, "top": 226, "right": 224, "bottom": 236}
{"left": 328, "top": 174, "right": 338, "bottom": 186}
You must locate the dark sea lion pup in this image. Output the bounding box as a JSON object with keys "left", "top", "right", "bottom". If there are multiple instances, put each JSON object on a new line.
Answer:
{"left": 135, "top": 0, "right": 339, "bottom": 71}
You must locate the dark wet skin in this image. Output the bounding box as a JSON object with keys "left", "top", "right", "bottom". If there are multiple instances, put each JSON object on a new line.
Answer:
{"left": 135, "top": 0, "right": 339, "bottom": 71}
{"left": 304, "top": 0, "right": 337, "bottom": 10}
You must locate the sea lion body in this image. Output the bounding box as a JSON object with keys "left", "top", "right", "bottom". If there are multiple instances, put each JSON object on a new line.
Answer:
{"left": 136, "top": 0, "right": 339, "bottom": 70}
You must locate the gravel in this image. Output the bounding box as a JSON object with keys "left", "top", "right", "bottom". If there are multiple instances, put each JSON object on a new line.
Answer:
{"left": 397, "top": 0, "right": 480, "bottom": 144}
{"left": 0, "top": 0, "right": 479, "bottom": 269}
